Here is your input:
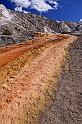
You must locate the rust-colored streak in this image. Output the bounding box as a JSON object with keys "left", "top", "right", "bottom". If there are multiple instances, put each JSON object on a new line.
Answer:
{"left": 0, "top": 33, "right": 76, "bottom": 124}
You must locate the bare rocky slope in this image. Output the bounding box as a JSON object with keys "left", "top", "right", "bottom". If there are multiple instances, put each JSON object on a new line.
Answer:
{"left": 0, "top": 4, "right": 82, "bottom": 124}
{"left": 38, "top": 35, "right": 82, "bottom": 124}
{"left": 0, "top": 4, "right": 82, "bottom": 46}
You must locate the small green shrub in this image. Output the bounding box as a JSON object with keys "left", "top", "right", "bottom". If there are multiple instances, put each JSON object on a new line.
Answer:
{"left": 0, "top": 13, "right": 3, "bottom": 17}
{"left": 2, "top": 29, "right": 12, "bottom": 35}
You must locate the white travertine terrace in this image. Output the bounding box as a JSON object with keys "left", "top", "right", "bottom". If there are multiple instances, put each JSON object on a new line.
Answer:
{"left": 0, "top": 4, "right": 13, "bottom": 25}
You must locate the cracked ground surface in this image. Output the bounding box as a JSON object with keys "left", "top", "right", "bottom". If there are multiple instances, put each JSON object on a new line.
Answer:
{"left": 38, "top": 35, "right": 82, "bottom": 124}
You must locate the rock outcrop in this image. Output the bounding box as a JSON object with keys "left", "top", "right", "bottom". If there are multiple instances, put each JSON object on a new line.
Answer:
{"left": 0, "top": 4, "right": 82, "bottom": 46}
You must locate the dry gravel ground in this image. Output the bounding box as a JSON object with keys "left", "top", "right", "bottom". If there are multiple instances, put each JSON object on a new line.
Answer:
{"left": 38, "top": 35, "right": 82, "bottom": 124}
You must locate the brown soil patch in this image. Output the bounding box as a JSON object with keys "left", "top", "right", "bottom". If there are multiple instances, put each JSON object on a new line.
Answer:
{"left": 0, "top": 34, "right": 76, "bottom": 124}
{"left": 38, "top": 35, "right": 82, "bottom": 124}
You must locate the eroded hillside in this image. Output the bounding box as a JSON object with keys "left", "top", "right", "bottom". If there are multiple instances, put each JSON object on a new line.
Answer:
{"left": 0, "top": 4, "right": 81, "bottom": 46}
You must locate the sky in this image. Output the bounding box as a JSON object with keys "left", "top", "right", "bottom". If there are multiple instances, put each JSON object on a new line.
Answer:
{"left": 0, "top": 0, "right": 82, "bottom": 22}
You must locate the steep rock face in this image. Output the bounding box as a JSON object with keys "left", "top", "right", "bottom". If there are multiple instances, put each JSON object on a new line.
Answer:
{"left": 0, "top": 4, "right": 82, "bottom": 46}
{"left": 0, "top": 4, "right": 13, "bottom": 23}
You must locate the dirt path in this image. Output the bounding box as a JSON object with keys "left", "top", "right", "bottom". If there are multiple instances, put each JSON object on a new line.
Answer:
{"left": 38, "top": 35, "right": 82, "bottom": 124}
{"left": 0, "top": 34, "right": 76, "bottom": 124}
